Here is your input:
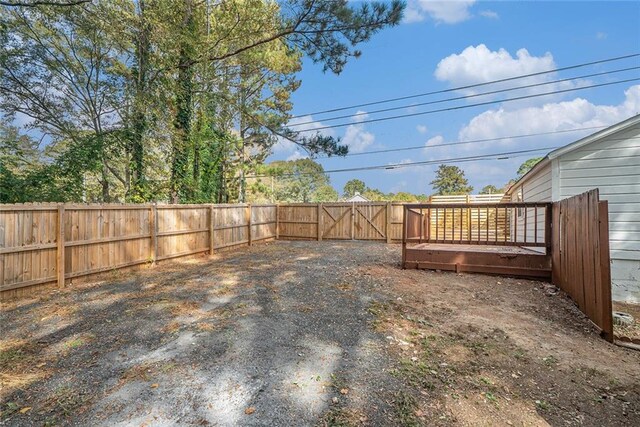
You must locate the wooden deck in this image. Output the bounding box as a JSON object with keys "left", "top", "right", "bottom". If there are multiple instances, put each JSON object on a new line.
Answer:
{"left": 403, "top": 243, "right": 552, "bottom": 279}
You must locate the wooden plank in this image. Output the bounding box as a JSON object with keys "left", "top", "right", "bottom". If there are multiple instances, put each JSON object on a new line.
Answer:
{"left": 56, "top": 205, "right": 65, "bottom": 288}
{"left": 386, "top": 202, "right": 392, "bottom": 244}
{"left": 317, "top": 204, "right": 322, "bottom": 241}
{"left": 247, "top": 204, "right": 252, "bottom": 246}
{"left": 351, "top": 203, "right": 355, "bottom": 240}
{"left": 209, "top": 205, "right": 214, "bottom": 255}
{"left": 275, "top": 204, "right": 280, "bottom": 240}
{"left": 598, "top": 201, "right": 614, "bottom": 342}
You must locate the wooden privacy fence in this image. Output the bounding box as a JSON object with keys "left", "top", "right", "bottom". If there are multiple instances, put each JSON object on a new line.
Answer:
{"left": 551, "top": 189, "right": 613, "bottom": 342}
{"left": 277, "top": 202, "right": 403, "bottom": 242}
{"left": 0, "top": 203, "right": 277, "bottom": 295}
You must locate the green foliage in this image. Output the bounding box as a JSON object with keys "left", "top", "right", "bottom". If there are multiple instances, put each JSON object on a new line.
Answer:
{"left": 517, "top": 157, "right": 543, "bottom": 178}
{"left": 249, "top": 158, "right": 332, "bottom": 203}
{"left": 0, "top": 0, "right": 404, "bottom": 203}
{"left": 480, "top": 185, "right": 500, "bottom": 194}
{"left": 343, "top": 179, "right": 367, "bottom": 197}
{"left": 430, "top": 165, "right": 473, "bottom": 195}
{"left": 312, "top": 184, "right": 339, "bottom": 202}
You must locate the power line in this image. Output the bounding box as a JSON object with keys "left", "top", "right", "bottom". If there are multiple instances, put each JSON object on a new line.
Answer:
{"left": 317, "top": 126, "right": 607, "bottom": 158}
{"left": 290, "top": 66, "right": 640, "bottom": 127}
{"left": 248, "top": 147, "right": 556, "bottom": 178}
{"left": 291, "top": 53, "right": 640, "bottom": 118}
{"left": 291, "top": 77, "right": 640, "bottom": 132}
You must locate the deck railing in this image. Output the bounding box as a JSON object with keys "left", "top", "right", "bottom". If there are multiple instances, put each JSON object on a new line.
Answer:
{"left": 402, "top": 202, "right": 553, "bottom": 248}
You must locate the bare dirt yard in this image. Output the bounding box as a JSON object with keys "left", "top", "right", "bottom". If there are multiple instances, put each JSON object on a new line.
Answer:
{"left": 1, "top": 241, "right": 639, "bottom": 426}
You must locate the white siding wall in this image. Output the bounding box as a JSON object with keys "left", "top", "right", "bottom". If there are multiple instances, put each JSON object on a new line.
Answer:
{"left": 557, "top": 125, "right": 640, "bottom": 303}
{"left": 510, "top": 163, "right": 552, "bottom": 253}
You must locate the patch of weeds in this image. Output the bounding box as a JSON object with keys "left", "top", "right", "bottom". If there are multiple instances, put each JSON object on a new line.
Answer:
{"left": 479, "top": 376, "right": 493, "bottom": 386}
{"left": 542, "top": 355, "right": 558, "bottom": 366}
{"left": 419, "top": 338, "right": 433, "bottom": 357}
{"left": 0, "top": 348, "right": 25, "bottom": 366}
{"left": 393, "top": 391, "right": 423, "bottom": 427}
{"left": 0, "top": 401, "right": 19, "bottom": 419}
{"left": 484, "top": 392, "right": 499, "bottom": 407}
{"left": 464, "top": 340, "right": 491, "bottom": 356}
{"left": 47, "top": 385, "right": 88, "bottom": 417}
{"left": 320, "top": 408, "right": 366, "bottom": 427}
{"left": 535, "top": 399, "right": 549, "bottom": 411}
{"left": 513, "top": 349, "right": 528, "bottom": 360}
{"left": 394, "top": 359, "right": 435, "bottom": 390}
{"left": 64, "top": 338, "right": 85, "bottom": 350}
{"left": 367, "top": 301, "right": 387, "bottom": 316}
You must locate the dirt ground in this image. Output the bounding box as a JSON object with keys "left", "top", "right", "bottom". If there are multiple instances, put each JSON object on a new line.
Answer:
{"left": 1, "top": 241, "right": 639, "bottom": 426}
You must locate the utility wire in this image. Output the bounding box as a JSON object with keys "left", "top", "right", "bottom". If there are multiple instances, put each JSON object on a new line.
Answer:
{"left": 316, "top": 126, "right": 607, "bottom": 158}
{"left": 247, "top": 147, "right": 556, "bottom": 178}
{"left": 289, "top": 66, "right": 640, "bottom": 127}
{"left": 291, "top": 77, "right": 640, "bottom": 133}
{"left": 290, "top": 53, "right": 640, "bottom": 118}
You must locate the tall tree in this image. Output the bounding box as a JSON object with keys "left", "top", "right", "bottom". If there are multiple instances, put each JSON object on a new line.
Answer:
{"left": 517, "top": 157, "right": 543, "bottom": 178}
{"left": 480, "top": 184, "right": 500, "bottom": 194}
{"left": 430, "top": 165, "right": 473, "bottom": 195}
{"left": 343, "top": 179, "right": 367, "bottom": 197}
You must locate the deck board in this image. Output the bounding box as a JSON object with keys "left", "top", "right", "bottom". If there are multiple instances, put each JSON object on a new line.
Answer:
{"left": 410, "top": 243, "right": 546, "bottom": 255}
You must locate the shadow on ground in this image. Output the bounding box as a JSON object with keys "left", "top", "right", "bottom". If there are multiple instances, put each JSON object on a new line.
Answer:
{"left": 1, "top": 241, "right": 403, "bottom": 426}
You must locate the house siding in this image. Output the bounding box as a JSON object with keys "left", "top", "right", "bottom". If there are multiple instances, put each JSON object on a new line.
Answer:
{"left": 510, "top": 163, "right": 552, "bottom": 253}
{"left": 557, "top": 125, "right": 640, "bottom": 302}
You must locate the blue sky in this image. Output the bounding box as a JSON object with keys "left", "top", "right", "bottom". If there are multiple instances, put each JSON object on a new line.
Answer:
{"left": 270, "top": 0, "right": 640, "bottom": 195}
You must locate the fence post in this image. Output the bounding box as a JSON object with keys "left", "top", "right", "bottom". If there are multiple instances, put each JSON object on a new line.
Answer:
{"left": 56, "top": 204, "right": 65, "bottom": 287}
{"left": 209, "top": 204, "right": 215, "bottom": 256}
{"left": 317, "top": 203, "right": 323, "bottom": 241}
{"left": 401, "top": 205, "right": 407, "bottom": 268}
{"left": 275, "top": 204, "right": 280, "bottom": 240}
{"left": 598, "top": 201, "right": 613, "bottom": 342}
{"left": 150, "top": 204, "right": 158, "bottom": 264}
{"left": 246, "top": 204, "right": 252, "bottom": 246}
{"left": 386, "top": 202, "right": 392, "bottom": 244}
{"left": 466, "top": 194, "right": 472, "bottom": 240}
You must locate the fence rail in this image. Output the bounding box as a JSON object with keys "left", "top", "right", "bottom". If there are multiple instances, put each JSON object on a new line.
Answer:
{"left": 403, "top": 202, "right": 552, "bottom": 247}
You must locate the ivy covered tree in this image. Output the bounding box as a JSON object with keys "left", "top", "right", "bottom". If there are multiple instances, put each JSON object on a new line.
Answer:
{"left": 0, "top": 0, "right": 404, "bottom": 203}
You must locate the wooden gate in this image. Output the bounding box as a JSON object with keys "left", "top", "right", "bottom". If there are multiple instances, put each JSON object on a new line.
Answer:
{"left": 551, "top": 189, "right": 613, "bottom": 342}
{"left": 353, "top": 203, "right": 388, "bottom": 241}
{"left": 320, "top": 204, "right": 353, "bottom": 240}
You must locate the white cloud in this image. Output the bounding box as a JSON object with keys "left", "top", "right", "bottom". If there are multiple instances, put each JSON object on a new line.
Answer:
{"left": 458, "top": 85, "right": 640, "bottom": 143}
{"left": 435, "top": 44, "right": 555, "bottom": 89}
{"left": 416, "top": 124, "right": 428, "bottom": 134}
{"left": 596, "top": 31, "right": 607, "bottom": 40}
{"left": 342, "top": 122, "right": 375, "bottom": 153}
{"left": 352, "top": 110, "right": 370, "bottom": 123}
{"left": 286, "top": 151, "right": 308, "bottom": 161}
{"left": 434, "top": 45, "right": 581, "bottom": 105}
{"left": 479, "top": 9, "right": 499, "bottom": 19}
{"left": 404, "top": 0, "right": 476, "bottom": 24}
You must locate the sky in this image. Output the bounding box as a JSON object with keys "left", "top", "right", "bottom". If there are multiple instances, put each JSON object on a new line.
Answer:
{"left": 269, "top": 0, "right": 640, "bottom": 196}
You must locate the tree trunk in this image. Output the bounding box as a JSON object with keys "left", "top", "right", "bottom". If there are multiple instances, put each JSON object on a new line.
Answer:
{"left": 170, "top": 0, "right": 195, "bottom": 203}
